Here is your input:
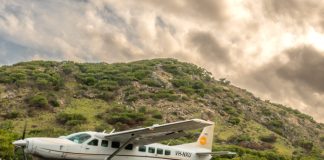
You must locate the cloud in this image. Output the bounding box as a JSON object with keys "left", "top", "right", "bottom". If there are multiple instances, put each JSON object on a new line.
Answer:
{"left": 1, "top": 0, "right": 324, "bottom": 122}
{"left": 242, "top": 46, "right": 324, "bottom": 122}
{"left": 187, "top": 31, "right": 230, "bottom": 64}
{"left": 262, "top": 0, "right": 321, "bottom": 25}
{"left": 277, "top": 46, "right": 324, "bottom": 92}
{"left": 142, "top": 0, "right": 228, "bottom": 22}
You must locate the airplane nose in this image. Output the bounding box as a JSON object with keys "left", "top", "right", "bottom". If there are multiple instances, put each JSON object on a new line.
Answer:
{"left": 13, "top": 139, "right": 27, "bottom": 147}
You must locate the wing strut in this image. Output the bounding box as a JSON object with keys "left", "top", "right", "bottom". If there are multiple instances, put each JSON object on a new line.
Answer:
{"left": 107, "top": 136, "right": 136, "bottom": 160}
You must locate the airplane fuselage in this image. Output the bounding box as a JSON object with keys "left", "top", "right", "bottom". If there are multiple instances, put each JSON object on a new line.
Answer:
{"left": 24, "top": 132, "right": 211, "bottom": 160}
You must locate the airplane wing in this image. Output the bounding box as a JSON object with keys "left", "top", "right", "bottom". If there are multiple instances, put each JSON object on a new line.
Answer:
{"left": 196, "top": 151, "right": 237, "bottom": 156}
{"left": 103, "top": 119, "right": 213, "bottom": 145}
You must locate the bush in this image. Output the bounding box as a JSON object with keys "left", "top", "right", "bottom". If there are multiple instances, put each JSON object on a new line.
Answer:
{"left": 224, "top": 106, "right": 238, "bottom": 116}
{"left": 219, "top": 78, "right": 231, "bottom": 85}
{"left": 98, "top": 91, "right": 116, "bottom": 101}
{"left": 296, "top": 140, "right": 314, "bottom": 151}
{"left": 0, "top": 130, "right": 18, "bottom": 159}
{"left": 152, "top": 89, "right": 179, "bottom": 101}
{"left": 261, "top": 107, "right": 272, "bottom": 116}
{"left": 228, "top": 134, "right": 251, "bottom": 144}
{"left": 239, "top": 141, "right": 274, "bottom": 150}
{"left": 36, "top": 78, "right": 49, "bottom": 89}
{"left": 104, "top": 104, "right": 146, "bottom": 128}
{"left": 192, "top": 81, "right": 205, "bottom": 90}
{"left": 133, "top": 70, "right": 151, "bottom": 80}
{"left": 62, "top": 63, "right": 74, "bottom": 74}
{"left": 83, "top": 76, "right": 97, "bottom": 86}
{"left": 47, "top": 93, "right": 60, "bottom": 107}
{"left": 320, "top": 136, "right": 324, "bottom": 142}
{"left": 56, "top": 113, "right": 87, "bottom": 126}
{"left": 268, "top": 119, "right": 283, "bottom": 128}
{"left": 228, "top": 117, "right": 240, "bottom": 125}
{"left": 151, "top": 110, "right": 163, "bottom": 119}
{"left": 140, "top": 78, "right": 163, "bottom": 87}
{"left": 259, "top": 134, "right": 277, "bottom": 143}
{"left": 95, "top": 80, "right": 119, "bottom": 91}
{"left": 4, "top": 111, "right": 20, "bottom": 119}
{"left": 138, "top": 106, "right": 147, "bottom": 113}
{"left": 28, "top": 94, "right": 48, "bottom": 108}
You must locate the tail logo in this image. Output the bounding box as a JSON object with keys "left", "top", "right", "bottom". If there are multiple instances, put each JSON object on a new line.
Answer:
{"left": 199, "top": 136, "right": 207, "bottom": 145}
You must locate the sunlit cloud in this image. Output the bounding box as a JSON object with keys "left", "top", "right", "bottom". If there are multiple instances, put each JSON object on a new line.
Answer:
{"left": 0, "top": 0, "right": 324, "bottom": 122}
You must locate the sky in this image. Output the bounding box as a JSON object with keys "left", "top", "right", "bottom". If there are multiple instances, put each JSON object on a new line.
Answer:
{"left": 0, "top": 0, "right": 324, "bottom": 122}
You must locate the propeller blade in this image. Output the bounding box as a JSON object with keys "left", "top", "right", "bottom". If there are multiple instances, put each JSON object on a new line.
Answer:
{"left": 22, "top": 121, "right": 27, "bottom": 140}
{"left": 13, "top": 146, "right": 18, "bottom": 160}
{"left": 22, "top": 147, "right": 27, "bottom": 160}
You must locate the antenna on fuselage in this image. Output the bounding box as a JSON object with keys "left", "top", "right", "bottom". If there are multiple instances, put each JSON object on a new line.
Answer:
{"left": 109, "top": 129, "right": 115, "bottom": 134}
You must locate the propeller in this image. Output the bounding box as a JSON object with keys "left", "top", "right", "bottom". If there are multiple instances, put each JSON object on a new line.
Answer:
{"left": 13, "top": 120, "right": 28, "bottom": 160}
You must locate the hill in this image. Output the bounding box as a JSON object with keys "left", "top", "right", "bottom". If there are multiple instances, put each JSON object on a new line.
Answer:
{"left": 0, "top": 59, "right": 323, "bottom": 160}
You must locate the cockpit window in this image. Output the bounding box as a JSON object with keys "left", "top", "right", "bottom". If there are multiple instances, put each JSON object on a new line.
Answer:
{"left": 67, "top": 133, "right": 91, "bottom": 144}
{"left": 88, "top": 139, "right": 99, "bottom": 146}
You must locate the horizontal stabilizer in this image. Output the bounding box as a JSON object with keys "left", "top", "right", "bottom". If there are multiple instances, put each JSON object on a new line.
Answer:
{"left": 196, "top": 151, "right": 236, "bottom": 156}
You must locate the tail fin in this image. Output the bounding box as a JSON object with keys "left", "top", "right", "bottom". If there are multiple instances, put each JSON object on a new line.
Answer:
{"left": 196, "top": 122, "right": 214, "bottom": 150}
{"left": 175, "top": 121, "right": 214, "bottom": 151}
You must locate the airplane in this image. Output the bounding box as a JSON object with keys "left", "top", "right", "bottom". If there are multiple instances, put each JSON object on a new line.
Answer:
{"left": 13, "top": 119, "right": 236, "bottom": 160}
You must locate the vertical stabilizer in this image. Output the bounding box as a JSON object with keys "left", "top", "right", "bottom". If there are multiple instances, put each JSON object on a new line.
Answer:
{"left": 196, "top": 122, "right": 214, "bottom": 150}
{"left": 174, "top": 121, "right": 215, "bottom": 151}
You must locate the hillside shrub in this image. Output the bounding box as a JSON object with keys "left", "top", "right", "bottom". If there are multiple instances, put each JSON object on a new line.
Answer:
{"left": 151, "top": 110, "right": 163, "bottom": 119}
{"left": 179, "top": 86, "right": 195, "bottom": 95}
{"left": 228, "top": 134, "right": 252, "bottom": 144}
{"left": 4, "top": 111, "right": 20, "bottom": 119}
{"left": 239, "top": 141, "right": 274, "bottom": 150}
{"left": 228, "top": 117, "right": 240, "bottom": 125}
{"left": 62, "top": 63, "right": 74, "bottom": 74}
{"left": 152, "top": 89, "right": 179, "bottom": 101}
{"left": 104, "top": 104, "right": 146, "bottom": 128}
{"left": 140, "top": 78, "right": 163, "bottom": 87}
{"left": 95, "top": 80, "right": 119, "bottom": 91}
{"left": 219, "top": 78, "right": 231, "bottom": 85}
{"left": 259, "top": 134, "right": 277, "bottom": 143}
{"left": 98, "top": 91, "right": 116, "bottom": 101}
{"left": 138, "top": 106, "right": 147, "bottom": 113}
{"left": 56, "top": 113, "right": 87, "bottom": 126}
{"left": 47, "top": 93, "right": 60, "bottom": 107}
{"left": 261, "top": 107, "right": 272, "bottom": 116}
{"left": 27, "top": 94, "right": 49, "bottom": 108}
{"left": 224, "top": 106, "right": 238, "bottom": 116}
{"left": 296, "top": 140, "right": 314, "bottom": 151}
{"left": 320, "top": 136, "right": 324, "bottom": 142}
{"left": 0, "top": 130, "right": 18, "bottom": 159}
{"left": 133, "top": 70, "right": 151, "bottom": 80}
{"left": 100, "top": 104, "right": 163, "bottom": 130}
{"left": 268, "top": 119, "right": 284, "bottom": 128}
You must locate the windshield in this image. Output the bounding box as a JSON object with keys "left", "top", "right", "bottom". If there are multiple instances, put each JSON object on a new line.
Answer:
{"left": 67, "top": 133, "right": 91, "bottom": 144}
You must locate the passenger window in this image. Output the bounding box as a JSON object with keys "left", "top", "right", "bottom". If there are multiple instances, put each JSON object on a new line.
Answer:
{"left": 88, "top": 139, "right": 99, "bottom": 146}
{"left": 165, "top": 150, "right": 171, "bottom": 155}
{"left": 157, "top": 148, "right": 163, "bottom": 155}
{"left": 125, "top": 144, "right": 133, "bottom": 150}
{"left": 101, "top": 140, "right": 109, "bottom": 147}
{"left": 138, "top": 145, "right": 146, "bottom": 152}
{"left": 111, "top": 141, "right": 120, "bottom": 148}
{"left": 148, "top": 147, "right": 155, "bottom": 153}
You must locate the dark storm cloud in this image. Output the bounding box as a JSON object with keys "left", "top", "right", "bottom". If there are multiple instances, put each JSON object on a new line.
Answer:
{"left": 277, "top": 46, "right": 324, "bottom": 93}
{"left": 187, "top": 31, "right": 230, "bottom": 64}
{"left": 243, "top": 46, "right": 324, "bottom": 121}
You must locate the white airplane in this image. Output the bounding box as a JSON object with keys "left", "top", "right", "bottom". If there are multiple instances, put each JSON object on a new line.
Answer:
{"left": 13, "top": 119, "right": 236, "bottom": 160}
